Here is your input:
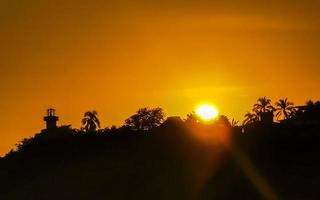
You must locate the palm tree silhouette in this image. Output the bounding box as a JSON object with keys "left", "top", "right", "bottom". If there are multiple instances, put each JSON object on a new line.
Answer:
{"left": 275, "top": 98, "right": 296, "bottom": 120}
{"left": 231, "top": 118, "right": 239, "bottom": 127}
{"left": 82, "top": 110, "right": 100, "bottom": 132}
{"left": 253, "top": 96, "right": 274, "bottom": 113}
{"left": 243, "top": 112, "right": 259, "bottom": 125}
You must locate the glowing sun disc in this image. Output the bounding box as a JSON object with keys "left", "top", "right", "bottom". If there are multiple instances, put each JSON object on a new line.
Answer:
{"left": 196, "top": 105, "right": 219, "bottom": 121}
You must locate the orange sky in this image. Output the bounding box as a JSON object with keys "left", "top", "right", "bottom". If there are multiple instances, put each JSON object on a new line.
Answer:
{"left": 1, "top": 0, "right": 320, "bottom": 155}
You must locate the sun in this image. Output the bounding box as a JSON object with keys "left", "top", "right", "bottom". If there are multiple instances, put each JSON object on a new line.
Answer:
{"left": 196, "top": 104, "right": 219, "bottom": 121}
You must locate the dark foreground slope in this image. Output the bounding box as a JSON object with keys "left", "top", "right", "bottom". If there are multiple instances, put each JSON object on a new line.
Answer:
{"left": 1, "top": 121, "right": 320, "bottom": 200}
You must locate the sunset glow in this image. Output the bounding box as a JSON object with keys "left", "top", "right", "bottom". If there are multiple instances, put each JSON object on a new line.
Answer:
{"left": 1, "top": 1, "right": 320, "bottom": 199}
{"left": 1, "top": 0, "right": 320, "bottom": 155}
{"left": 196, "top": 105, "right": 219, "bottom": 121}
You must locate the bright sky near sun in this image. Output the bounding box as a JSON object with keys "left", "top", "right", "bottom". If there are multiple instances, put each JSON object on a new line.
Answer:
{"left": 0, "top": 0, "right": 320, "bottom": 155}
{"left": 196, "top": 105, "right": 219, "bottom": 121}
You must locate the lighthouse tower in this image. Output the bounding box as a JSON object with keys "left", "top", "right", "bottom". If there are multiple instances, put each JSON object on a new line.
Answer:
{"left": 44, "top": 108, "right": 59, "bottom": 129}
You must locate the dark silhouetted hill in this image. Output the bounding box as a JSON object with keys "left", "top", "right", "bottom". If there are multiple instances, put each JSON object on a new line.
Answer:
{"left": 1, "top": 120, "right": 320, "bottom": 200}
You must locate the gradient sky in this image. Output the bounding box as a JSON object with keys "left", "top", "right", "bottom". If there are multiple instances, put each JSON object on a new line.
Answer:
{"left": 1, "top": 0, "right": 320, "bottom": 155}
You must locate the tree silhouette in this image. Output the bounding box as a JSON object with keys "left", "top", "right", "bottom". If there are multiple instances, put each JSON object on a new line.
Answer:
{"left": 253, "top": 96, "right": 274, "bottom": 113}
{"left": 243, "top": 112, "right": 259, "bottom": 125}
{"left": 275, "top": 98, "right": 296, "bottom": 120}
{"left": 185, "top": 112, "right": 199, "bottom": 124}
{"left": 302, "top": 100, "right": 320, "bottom": 120}
{"left": 306, "top": 100, "right": 315, "bottom": 108}
{"left": 231, "top": 118, "right": 239, "bottom": 127}
{"left": 305, "top": 100, "right": 320, "bottom": 111}
{"left": 82, "top": 110, "right": 100, "bottom": 132}
{"left": 217, "top": 115, "right": 232, "bottom": 127}
{"left": 125, "top": 107, "right": 165, "bottom": 130}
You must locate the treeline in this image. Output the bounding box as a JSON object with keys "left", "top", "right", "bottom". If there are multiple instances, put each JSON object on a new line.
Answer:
{"left": 81, "top": 97, "right": 320, "bottom": 133}
{"left": 81, "top": 107, "right": 165, "bottom": 132}
{"left": 243, "top": 97, "right": 320, "bottom": 125}
{"left": 1, "top": 97, "right": 320, "bottom": 199}
{"left": 3, "top": 96, "right": 320, "bottom": 158}
{"left": 1, "top": 112, "right": 320, "bottom": 199}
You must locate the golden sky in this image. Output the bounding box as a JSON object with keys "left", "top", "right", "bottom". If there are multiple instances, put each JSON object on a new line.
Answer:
{"left": 1, "top": 0, "right": 320, "bottom": 155}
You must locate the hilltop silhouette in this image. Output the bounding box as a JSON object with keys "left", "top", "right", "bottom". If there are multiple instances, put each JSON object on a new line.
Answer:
{"left": 1, "top": 98, "right": 320, "bottom": 200}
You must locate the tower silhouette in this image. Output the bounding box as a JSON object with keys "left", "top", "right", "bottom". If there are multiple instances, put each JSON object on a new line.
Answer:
{"left": 44, "top": 108, "right": 59, "bottom": 129}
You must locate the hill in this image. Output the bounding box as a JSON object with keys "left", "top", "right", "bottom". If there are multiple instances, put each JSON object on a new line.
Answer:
{"left": 0, "top": 120, "right": 320, "bottom": 200}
